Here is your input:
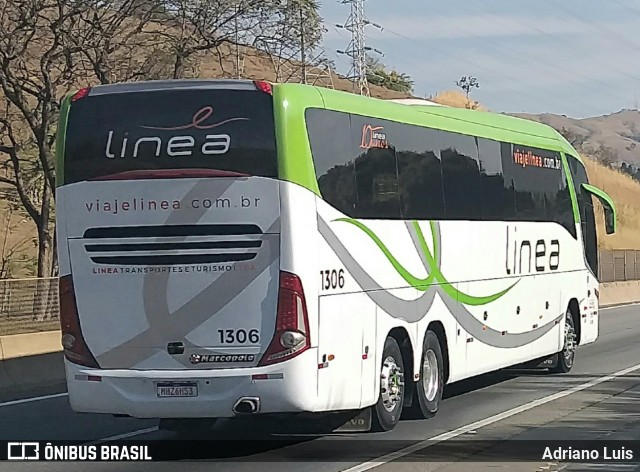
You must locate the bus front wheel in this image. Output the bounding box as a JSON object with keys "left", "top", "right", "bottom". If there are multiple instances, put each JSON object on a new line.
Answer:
{"left": 371, "top": 336, "right": 406, "bottom": 432}
{"left": 405, "top": 330, "right": 444, "bottom": 419}
{"left": 550, "top": 307, "right": 577, "bottom": 374}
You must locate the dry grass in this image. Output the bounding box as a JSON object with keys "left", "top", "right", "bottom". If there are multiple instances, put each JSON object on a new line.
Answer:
{"left": 584, "top": 157, "right": 640, "bottom": 250}
{"left": 429, "top": 90, "right": 486, "bottom": 110}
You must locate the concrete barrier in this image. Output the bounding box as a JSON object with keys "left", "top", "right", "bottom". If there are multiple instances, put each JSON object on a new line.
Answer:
{"left": 0, "top": 330, "right": 61, "bottom": 360}
{"left": 0, "top": 331, "right": 64, "bottom": 398}
{"left": 600, "top": 281, "right": 640, "bottom": 307}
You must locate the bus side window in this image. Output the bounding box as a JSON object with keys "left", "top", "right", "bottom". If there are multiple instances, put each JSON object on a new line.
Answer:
{"left": 439, "top": 132, "right": 484, "bottom": 221}
{"left": 349, "top": 116, "right": 402, "bottom": 220}
{"left": 501, "top": 143, "right": 547, "bottom": 223}
{"left": 477, "top": 138, "right": 516, "bottom": 221}
{"left": 395, "top": 126, "right": 445, "bottom": 220}
{"left": 306, "top": 108, "right": 358, "bottom": 216}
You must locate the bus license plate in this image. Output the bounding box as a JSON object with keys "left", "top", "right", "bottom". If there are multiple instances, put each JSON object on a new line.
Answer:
{"left": 157, "top": 382, "right": 198, "bottom": 398}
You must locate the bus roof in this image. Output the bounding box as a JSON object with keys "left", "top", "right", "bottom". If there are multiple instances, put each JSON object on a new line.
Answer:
{"left": 387, "top": 98, "right": 448, "bottom": 107}
{"left": 276, "top": 83, "right": 583, "bottom": 164}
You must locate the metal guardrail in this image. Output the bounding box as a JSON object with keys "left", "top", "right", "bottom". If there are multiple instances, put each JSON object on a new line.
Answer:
{"left": 599, "top": 250, "right": 640, "bottom": 283}
{"left": 0, "top": 277, "right": 59, "bottom": 336}
{"left": 0, "top": 254, "right": 635, "bottom": 336}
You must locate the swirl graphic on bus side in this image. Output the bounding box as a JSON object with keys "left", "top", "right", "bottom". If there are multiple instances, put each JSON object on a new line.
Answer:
{"left": 333, "top": 218, "right": 518, "bottom": 305}
{"left": 318, "top": 215, "right": 564, "bottom": 349}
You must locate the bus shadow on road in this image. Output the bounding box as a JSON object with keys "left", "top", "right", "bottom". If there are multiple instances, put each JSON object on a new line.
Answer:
{"left": 442, "top": 367, "right": 640, "bottom": 401}
{"left": 165, "top": 416, "right": 329, "bottom": 461}
{"left": 443, "top": 370, "right": 520, "bottom": 400}
{"left": 162, "top": 370, "right": 640, "bottom": 460}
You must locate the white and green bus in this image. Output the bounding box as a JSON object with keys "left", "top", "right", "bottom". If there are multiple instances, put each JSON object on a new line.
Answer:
{"left": 55, "top": 79, "right": 616, "bottom": 432}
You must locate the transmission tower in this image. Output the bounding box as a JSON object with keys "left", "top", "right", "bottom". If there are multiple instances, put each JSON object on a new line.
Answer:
{"left": 336, "top": 0, "right": 383, "bottom": 96}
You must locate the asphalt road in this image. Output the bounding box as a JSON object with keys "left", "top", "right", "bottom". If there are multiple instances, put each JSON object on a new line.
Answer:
{"left": 2, "top": 304, "right": 640, "bottom": 471}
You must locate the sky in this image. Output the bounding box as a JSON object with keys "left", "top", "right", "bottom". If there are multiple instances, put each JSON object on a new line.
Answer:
{"left": 318, "top": 0, "right": 640, "bottom": 119}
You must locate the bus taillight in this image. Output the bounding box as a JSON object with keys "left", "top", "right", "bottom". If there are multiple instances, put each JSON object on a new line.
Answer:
{"left": 258, "top": 271, "right": 310, "bottom": 366}
{"left": 71, "top": 87, "right": 91, "bottom": 102}
{"left": 253, "top": 80, "right": 272, "bottom": 95}
{"left": 59, "top": 275, "right": 100, "bottom": 368}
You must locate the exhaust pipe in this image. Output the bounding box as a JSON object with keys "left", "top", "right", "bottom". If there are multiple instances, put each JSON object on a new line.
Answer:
{"left": 233, "top": 397, "right": 261, "bottom": 415}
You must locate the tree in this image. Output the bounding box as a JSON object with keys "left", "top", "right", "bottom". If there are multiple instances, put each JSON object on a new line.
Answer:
{"left": 0, "top": 196, "right": 32, "bottom": 279}
{"left": 0, "top": 0, "right": 162, "bottom": 278}
{"left": 155, "top": 0, "right": 324, "bottom": 79}
{"left": 62, "top": 1, "right": 170, "bottom": 84}
{"left": 257, "top": 0, "right": 325, "bottom": 83}
{"left": 455, "top": 75, "right": 479, "bottom": 109}
{"left": 0, "top": 0, "right": 72, "bottom": 278}
{"left": 366, "top": 57, "right": 414, "bottom": 93}
{"left": 0, "top": 0, "right": 327, "bottom": 280}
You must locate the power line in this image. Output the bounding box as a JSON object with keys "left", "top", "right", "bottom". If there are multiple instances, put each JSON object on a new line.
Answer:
{"left": 550, "top": 1, "right": 640, "bottom": 53}
{"left": 326, "top": 2, "right": 636, "bottom": 115}
{"left": 471, "top": 0, "right": 640, "bottom": 83}
{"left": 379, "top": 28, "right": 627, "bottom": 117}
{"left": 379, "top": 16, "right": 634, "bottom": 111}
{"left": 609, "top": 0, "right": 640, "bottom": 16}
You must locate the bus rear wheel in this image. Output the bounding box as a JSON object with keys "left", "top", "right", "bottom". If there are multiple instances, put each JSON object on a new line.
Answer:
{"left": 406, "top": 330, "right": 444, "bottom": 419}
{"left": 550, "top": 307, "right": 577, "bottom": 374}
{"left": 371, "top": 336, "right": 405, "bottom": 432}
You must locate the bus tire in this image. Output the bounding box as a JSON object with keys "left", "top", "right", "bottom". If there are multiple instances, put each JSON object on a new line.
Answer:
{"left": 406, "top": 330, "right": 444, "bottom": 419}
{"left": 550, "top": 307, "right": 577, "bottom": 374}
{"left": 371, "top": 336, "right": 406, "bottom": 432}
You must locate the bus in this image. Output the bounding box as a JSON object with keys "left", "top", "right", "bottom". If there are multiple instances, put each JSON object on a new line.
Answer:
{"left": 55, "top": 79, "right": 616, "bottom": 433}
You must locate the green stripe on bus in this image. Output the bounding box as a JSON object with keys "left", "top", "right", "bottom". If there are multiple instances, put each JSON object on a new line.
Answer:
{"left": 335, "top": 217, "right": 518, "bottom": 305}
{"left": 334, "top": 218, "right": 436, "bottom": 288}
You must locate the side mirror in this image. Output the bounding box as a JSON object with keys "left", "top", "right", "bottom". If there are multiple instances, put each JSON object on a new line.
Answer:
{"left": 582, "top": 183, "right": 616, "bottom": 235}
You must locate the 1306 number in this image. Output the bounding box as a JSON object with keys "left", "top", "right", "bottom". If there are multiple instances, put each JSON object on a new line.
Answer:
{"left": 217, "top": 329, "right": 260, "bottom": 344}
{"left": 320, "top": 269, "right": 345, "bottom": 291}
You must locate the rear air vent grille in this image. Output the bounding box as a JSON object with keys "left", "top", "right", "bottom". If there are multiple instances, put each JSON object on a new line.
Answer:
{"left": 84, "top": 240, "right": 262, "bottom": 252}
{"left": 89, "top": 253, "right": 256, "bottom": 265}
{"left": 83, "top": 224, "right": 263, "bottom": 266}
{"left": 83, "top": 224, "right": 262, "bottom": 239}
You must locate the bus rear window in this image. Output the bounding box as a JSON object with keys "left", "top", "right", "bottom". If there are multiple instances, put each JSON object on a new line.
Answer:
{"left": 63, "top": 88, "right": 277, "bottom": 184}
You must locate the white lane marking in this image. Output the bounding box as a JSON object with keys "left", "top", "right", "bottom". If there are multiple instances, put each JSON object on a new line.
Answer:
{"left": 600, "top": 302, "right": 640, "bottom": 310}
{"left": 0, "top": 392, "right": 68, "bottom": 408}
{"left": 87, "top": 427, "right": 159, "bottom": 445}
{"left": 341, "top": 362, "right": 640, "bottom": 472}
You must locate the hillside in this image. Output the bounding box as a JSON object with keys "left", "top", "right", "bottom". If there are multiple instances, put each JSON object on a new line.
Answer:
{"left": 199, "top": 43, "right": 412, "bottom": 100}
{"left": 584, "top": 157, "right": 640, "bottom": 250}
{"left": 2, "top": 35, "right": 640, "bottom": 279}
{"left": 512, "top": 109, "right": 640, "bottom": 167}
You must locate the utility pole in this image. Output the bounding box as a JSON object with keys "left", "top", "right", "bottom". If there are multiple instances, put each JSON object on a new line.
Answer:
{"left": 336, "top": 0, "right": 382, "bottom": 96}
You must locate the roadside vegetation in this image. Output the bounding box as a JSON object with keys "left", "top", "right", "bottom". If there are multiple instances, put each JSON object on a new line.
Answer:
{"left": 0, "top": 1, "right": 637, "bottom": 278}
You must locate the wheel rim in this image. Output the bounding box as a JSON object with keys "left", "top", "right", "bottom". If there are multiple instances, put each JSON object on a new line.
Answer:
{"left": 422, "top": 349, "right": 439, "bottom": 402}
{"left": 563, "top": 313, "right": 577, "bottom": 367}
{"left": 380, "top": 355, "right": 404, "bottom": 412}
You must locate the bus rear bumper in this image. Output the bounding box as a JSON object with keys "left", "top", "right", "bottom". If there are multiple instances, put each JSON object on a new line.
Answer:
{"left": 64, "top": 349, "right": 318, "bottom": 419}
